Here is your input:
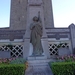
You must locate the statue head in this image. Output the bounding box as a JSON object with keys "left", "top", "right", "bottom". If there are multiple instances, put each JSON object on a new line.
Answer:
{"left": 33, "top": 16, "right": 38, "bottom": 22}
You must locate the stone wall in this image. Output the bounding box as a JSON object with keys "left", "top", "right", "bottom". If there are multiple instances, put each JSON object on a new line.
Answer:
{"left": 48, "top": 40, "right": 72, "bottom": 58}
{"left": 0, "top": 26, "right": 73, "bottom": 58}
{"left": 46, "top": 28, "right": 70, "bottom": 40}
{"left": 0, "top": 30, "right": 25, "bottom": 41}
{"left": 0, "top": 41, "right": 23, "bottom": 58}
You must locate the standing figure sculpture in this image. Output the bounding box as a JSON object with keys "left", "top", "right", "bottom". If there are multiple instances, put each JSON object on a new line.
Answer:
{"left": 30, "top": 12, "right": 43, "bottom": 56}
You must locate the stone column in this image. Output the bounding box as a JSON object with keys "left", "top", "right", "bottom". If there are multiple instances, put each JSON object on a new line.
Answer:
{"left": 69, "top": 23, "right": 75, "bottom": 54}
{"left": 23, "top": 15, "right": 31, "bottom": 59}
{"left": 41, "top": 39, "right": 50, "bottom": 59}
{"left": 23, "top": 39, "right": 30, "bottom": 59}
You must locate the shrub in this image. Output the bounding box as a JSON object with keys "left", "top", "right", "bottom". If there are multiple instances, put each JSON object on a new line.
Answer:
{"left": 10, "top": 57, "right": 26, "bottom": 64}
{"left": 0, "top": 64, "right": 25, "bottom": 75}
{"left": 0, "top": 57, "right": 26, "bottom": 64}
{"left": 50, "top": 62, "right": 75, "bottom": 75}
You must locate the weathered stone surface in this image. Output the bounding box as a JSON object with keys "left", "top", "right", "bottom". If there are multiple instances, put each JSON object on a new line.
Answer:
{"left": 10, "top": 0, "right": 27, "bottom": 30}
{"left": 43, "top": 0, "right": 54, "bottom": 28}
{"left": 10, "top": 0, "right": 54, "bottom": 30}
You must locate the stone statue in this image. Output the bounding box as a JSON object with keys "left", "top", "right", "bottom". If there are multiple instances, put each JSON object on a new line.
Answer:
{"left": 30, "top": 12, "right": 43, "bottom": 56}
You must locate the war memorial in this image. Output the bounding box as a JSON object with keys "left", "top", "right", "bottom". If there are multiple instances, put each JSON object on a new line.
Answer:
{"left": 0, "top": 0, "right": 75, "bottom": 74}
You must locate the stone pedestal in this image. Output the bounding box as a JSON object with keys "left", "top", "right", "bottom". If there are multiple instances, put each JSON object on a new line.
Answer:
{"left": 23, "top": 38, "right": 50, "bottom": 59}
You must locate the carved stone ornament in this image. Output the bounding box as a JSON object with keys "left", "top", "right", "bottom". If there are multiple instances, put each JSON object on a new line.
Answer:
{"left": 28, "top": 0, "right": 43, "bottom": 5}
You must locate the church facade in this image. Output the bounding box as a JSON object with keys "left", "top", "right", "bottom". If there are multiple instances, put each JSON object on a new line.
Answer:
{"left": 0, "top": 0, "right": 75, "bottom": 59}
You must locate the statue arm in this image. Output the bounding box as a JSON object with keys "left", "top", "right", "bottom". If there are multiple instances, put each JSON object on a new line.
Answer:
{"left": 30, "top": 23, "right": 35, "bottom": 30}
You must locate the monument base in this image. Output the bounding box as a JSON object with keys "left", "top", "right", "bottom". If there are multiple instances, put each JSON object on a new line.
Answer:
{"left": 28, "top": 55, "right": 47, "bottom": 60}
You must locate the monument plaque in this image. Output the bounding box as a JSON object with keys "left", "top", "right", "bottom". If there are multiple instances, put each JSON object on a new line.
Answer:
{"left": 0, "top": 51, "right": 10, "bottom": 58}
{"left": 28, "top": 0, "right": 42, "bottom": 5}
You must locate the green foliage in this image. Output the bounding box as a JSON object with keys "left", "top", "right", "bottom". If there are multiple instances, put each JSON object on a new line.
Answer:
{"left": 10, "top": 57, "right": 26, "bottom": 64}
{"left": 6, "top": 44, "right": 13, "bottom": 49}
{"left": 57, "top": 43, "right": 69, "bottom": 48}
{"left": 50, "top": 62, "right": 75, "bottom": 75}
{"left": 0, "top": 64, "right": 25, "bottom": 75}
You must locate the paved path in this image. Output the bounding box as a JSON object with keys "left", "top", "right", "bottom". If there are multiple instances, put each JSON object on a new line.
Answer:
{"left": 25, "top": 60, "right": 53, "bottom": 75}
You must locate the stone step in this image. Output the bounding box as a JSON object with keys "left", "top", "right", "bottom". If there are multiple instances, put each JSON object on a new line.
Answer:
{"left": 25, "top": 59, "right": 55, "bottom": 75}
{"left": 27, "top": 59, "right": 55, "bottom": 64}
{"left": 27, "top": 59, "right": 55, "bottom": 66}
{"left": 25, "top": 59, "right": 54, "bottom": 75}
{"left": 28, "top": 61, "right": 48, "bottom": 66}
{"left": 29, "top": 64, "right": 48, "bottom": 66}
{"left": 25, "top": 64, "right": 53, "bottom": 75}
{"left": 28, "top": 56, "right": 47, "bottom": 60}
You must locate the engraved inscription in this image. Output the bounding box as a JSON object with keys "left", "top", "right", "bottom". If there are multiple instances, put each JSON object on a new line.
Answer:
{"left": 28, "top": 0, "right": 42, "bottom": 5}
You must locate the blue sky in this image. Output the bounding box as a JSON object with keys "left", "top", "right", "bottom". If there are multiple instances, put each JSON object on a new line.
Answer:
{"left": 52, "top": 0, "right": 75, "bottom": 27}
{"left": 0, "top": 0, "right": 75, "bottom": 28}
{"left": 0, "top": 0, "right": 10, "bottom": 28}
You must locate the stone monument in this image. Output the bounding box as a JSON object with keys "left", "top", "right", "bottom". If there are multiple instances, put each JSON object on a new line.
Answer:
{"left": 0, "top": 0, "right": 74, "bottom": 60}
{"left": 23, "top": 0, "right": 53, "bottom": 59}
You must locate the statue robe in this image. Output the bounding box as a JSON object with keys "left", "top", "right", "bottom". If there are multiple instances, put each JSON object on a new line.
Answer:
{"left": 30, "top": 22, "right": 43, "bottom": 55}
